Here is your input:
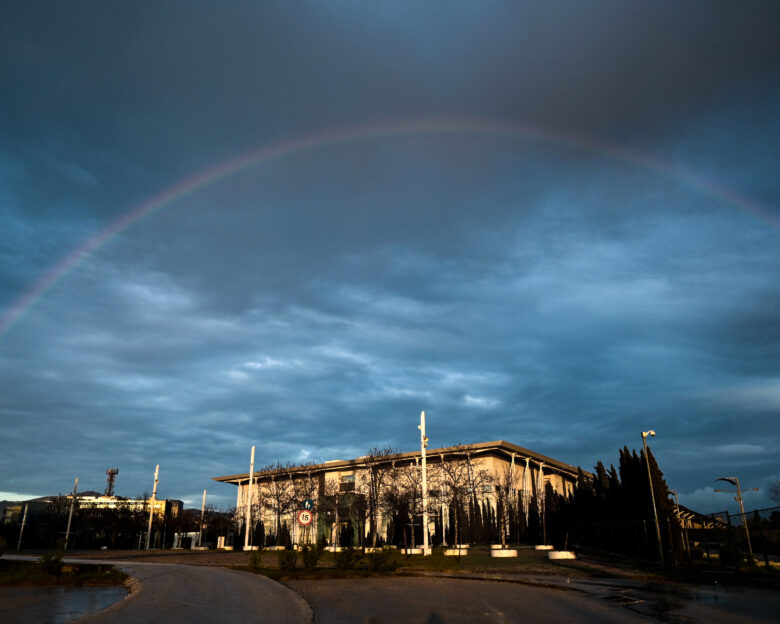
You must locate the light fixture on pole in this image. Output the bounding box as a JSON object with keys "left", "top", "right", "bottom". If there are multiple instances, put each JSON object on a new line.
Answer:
{"left": 418, "top": 410, "right": 430, "bottom": 555}
{"left": 641, "top": 430, "right": 664, "bottom": 565}
{"left": 715, "top": 476, "right": 759, "bottom": 556}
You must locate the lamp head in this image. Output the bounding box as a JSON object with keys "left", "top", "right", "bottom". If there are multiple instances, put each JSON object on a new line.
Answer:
{"left": 642, "top": 430, "right": 656, "bottom": 438}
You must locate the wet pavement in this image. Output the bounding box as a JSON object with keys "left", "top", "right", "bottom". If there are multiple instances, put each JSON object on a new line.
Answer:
{"left": 0, "top": 585, "right": 127, "bottom": 624}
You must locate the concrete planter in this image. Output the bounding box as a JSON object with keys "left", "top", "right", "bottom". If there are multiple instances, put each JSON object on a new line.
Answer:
{"left": 244, "top": 546, "right": 260, "bottom": 551}
{"left": 400, "top": 547, "right": 423, "bottom": 555}
{"left": 548, "top": 550, "right": 576, "bottom": 560}
{"left": 490, "top": 549, "right": 518, "bottom": 558}
{"left": 534, "top": 545, "right": 554, "bottom": 550}
{"left": 221, "top": 546, "right": 234, "bottom": 551}
{"left": 490, "top": 544, "right": 510, "bottom": 549}
{"left": 444, "top": 548, "right": 469, "bottom": 556}
{"left": 265, "top": 545, "right": 286, "bottom": 551}
{"left": 324, "top": 546, "right": 343, "bottom": 552}
{"left": 193, "top": 546, "right": 209, "bottom": 551}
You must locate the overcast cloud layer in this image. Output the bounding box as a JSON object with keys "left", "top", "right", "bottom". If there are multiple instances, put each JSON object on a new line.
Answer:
{"left": 1, "top": 2, "right": 779, "bottom": 512}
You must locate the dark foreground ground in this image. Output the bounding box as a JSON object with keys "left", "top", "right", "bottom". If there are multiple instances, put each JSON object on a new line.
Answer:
{"left": 3, "top": 549, "right": 779, "bottom": 623}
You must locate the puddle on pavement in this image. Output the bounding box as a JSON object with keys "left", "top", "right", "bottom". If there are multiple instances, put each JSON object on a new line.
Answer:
{"left": 8, "top": 585, "right": 127, "bottom": 624}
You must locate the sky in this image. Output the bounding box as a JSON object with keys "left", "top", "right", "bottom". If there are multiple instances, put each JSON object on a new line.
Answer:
{"left": 1, "top": 1, "right": 778, "bottom": 513}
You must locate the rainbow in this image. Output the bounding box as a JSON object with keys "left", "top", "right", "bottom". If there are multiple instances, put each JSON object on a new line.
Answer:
{"left": 1, "top": 117, "right": 776, "bottom": 340}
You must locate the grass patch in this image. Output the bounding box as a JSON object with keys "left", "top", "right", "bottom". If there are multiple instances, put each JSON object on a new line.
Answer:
{"left": 0, "top": 559, "right": 128, "bottom": 587}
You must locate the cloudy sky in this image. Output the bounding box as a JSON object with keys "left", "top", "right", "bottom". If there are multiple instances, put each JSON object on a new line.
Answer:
{"left": 1, "top": 2, "right": 778, "bottom": 513}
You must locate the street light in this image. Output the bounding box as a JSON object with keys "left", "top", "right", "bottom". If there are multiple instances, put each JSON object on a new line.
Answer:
{"left": 715, "top": 476, "right": 759, "bottom": 556}
{"left": 418, "top": 410, "right": 430, "bottom": 555}
{"left": 641, "top": 430, "right": 664, "bottom": 565}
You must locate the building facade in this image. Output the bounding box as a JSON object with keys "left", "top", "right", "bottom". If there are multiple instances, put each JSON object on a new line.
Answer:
{"left": 214, "top": 440, "right": 586, "bottom": 548}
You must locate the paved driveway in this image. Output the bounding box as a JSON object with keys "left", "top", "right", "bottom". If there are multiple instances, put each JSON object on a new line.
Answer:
{"left": 290, "top": 577, "right": 645, "bottom": 624}
{"left": 1, "top": 557, "right": 311, "bottom": 624}
{"left": 77, "top": 563, "right": 311, "bottom": 624}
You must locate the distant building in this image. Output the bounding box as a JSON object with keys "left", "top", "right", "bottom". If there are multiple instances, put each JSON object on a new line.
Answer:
{"left": 1, "top": 494, "right": 182, "bottom": 524}
{"left": 68, "top": 495, "right": 183, "bottom": 520}
{"left": 214, "top": 440, "right": 586, "bottom": 547}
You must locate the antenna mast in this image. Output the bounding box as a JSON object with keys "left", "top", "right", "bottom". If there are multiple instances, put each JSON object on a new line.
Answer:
{"left": 105, "top": 467, "right": 119, "bottom": 497}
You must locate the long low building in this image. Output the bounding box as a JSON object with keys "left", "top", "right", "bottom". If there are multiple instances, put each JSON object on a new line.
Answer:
{"left": 214, "top": 440, "right": 586, "bottom": 548}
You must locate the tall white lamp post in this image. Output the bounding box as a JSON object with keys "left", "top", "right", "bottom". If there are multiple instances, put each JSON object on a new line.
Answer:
{"left": 198, "top": 489, "right": 207, "bottom": 548}
{"left": 244, "top": 445, "right": 255, "bottom": 550}
{"left": 65, "top": 477, "right": 78, "bottom": 550}
{"left": 418, "top": 410, "right": 430, "bottom": 555}
{"left": 641, "top": 431, "right": 664, "bottom": 565}
{"left": 145, "top": 464, "right": 159, "bottom": 550}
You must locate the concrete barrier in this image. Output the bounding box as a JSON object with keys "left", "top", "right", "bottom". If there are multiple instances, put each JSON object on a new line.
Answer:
{"left": 490, "top": 549, "right": 518, "bottom": 558}
{"left": 444, "top": 548, "right": 468, "bottom": 556}
{"left": 265, "top": 545, "right": 286, "bottom": 551}
{"left": 534, "top": 545, "right": 554, "bottom": 550}
{"left": 548, "top": 550, "right": 576, "bottom": 559}
{"left": 400, "top": 547, "right": 423, "bottom": 555}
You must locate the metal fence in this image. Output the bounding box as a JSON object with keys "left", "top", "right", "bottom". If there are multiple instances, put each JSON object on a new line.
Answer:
{"left": 690, "top": 506, "right": 780, "bottom": 564}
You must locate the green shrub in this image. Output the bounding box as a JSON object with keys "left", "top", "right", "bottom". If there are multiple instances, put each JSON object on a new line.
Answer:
{"left": 38, "top": 552, "right": 64, "bottom": 576}
{"left": 248, "top": 549, "right": 262, "bottom": 572}
{"left": 689, "top": 546, "right": 705, "bottom": 561}
{"left": 718, "top": 544, "right": 745, "bottom": 568}
{"left": 301, "top": 543, "right": 324, "bottom": 570}
{"left": 365, "top": 548, "right": 399, "bottom": 572}
{"left": 334, "top": 547, "right": 362, "bottom": 570}
{"left": 0, "top": 536, "right": 6, "bottom": 557}
{"left": 277, "top": 549, "right": 298, "bottom": 572}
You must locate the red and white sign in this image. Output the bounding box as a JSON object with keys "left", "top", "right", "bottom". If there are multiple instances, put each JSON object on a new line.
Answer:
{"left": 297, "top": 509, "right": 313, "bottom": 526}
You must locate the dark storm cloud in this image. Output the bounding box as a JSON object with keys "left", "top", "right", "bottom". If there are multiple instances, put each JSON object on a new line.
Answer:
{"left": 1, "top": 2, "right": 779, "bottom": 510}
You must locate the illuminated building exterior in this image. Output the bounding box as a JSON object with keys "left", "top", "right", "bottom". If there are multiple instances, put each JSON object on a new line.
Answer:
{"left": 214, "top": 440, "right": 584, "bottom": 547}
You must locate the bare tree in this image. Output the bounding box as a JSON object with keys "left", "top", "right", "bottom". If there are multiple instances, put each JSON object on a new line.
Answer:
{"left": 357, "top": 446, "right": 398, "bottom": 547}
{"left": 261, "top": 463, "right": 296, "bottom": 546}
{"left": 770, "top": 480, "right": 780, "bottom": 506}
{"left": 292, "top": 468, "right": 318, "bottom": 544}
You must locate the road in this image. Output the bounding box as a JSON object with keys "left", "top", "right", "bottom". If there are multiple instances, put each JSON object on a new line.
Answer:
{"left": 290, "top": 577, "right": 646, "bottom": 624}
{"left": 1, "top": 557, "right": 311, "bottom": 624}
{"left": 290, "top": 576, "right": 780, "bottom": 624}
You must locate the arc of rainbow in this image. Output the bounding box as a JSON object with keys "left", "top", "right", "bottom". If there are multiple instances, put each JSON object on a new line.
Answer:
{"left": 1, "top": 117, "right": 776, "bottom": 340}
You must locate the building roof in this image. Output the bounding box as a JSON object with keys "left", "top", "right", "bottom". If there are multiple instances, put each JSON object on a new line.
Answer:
{"left": 213, "top": 440, "right": 588, "bottom": 485}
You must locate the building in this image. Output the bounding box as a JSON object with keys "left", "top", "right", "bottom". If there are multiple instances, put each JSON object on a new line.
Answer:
{"left": 68, "top": 494, "right": 183, "bottom": 520}
{"left": 213, "top": 440, "right": 585, "bottom": 547}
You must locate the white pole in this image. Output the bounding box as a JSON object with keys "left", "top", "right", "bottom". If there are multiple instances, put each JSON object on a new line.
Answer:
{"left": 145, "top": 464, "right": 159, "bottom": 550}
{"left": 418, "top": 410, "right": 430, "bottom": 555}
{"left": 199, "top": 489, "right": 207, "bottom": 548}
{"left": 65, "top": 477, "right": 79, "bottom": 550}
{"left": 244, "top": 445, "right": 255, "bottom": 550}
{"left": 17, "top": 504, "right": 28, "bottom": 551}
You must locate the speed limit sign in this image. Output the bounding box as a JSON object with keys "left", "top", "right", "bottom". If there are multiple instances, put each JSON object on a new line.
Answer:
{"left": 297, "top": 509, "right": 313, "bottom": 526}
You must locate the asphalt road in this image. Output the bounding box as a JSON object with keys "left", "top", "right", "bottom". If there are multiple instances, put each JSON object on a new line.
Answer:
{"left": 289, "top": 577, "right": 648, "bottom": 624}
{"left": 75, "top": 563, "right": 311, "bottom": 624}
{"left": 0, "top": 557, "right": 311, "bottom": 624}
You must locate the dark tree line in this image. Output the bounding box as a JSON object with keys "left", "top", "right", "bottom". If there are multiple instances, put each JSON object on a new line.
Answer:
{"left": 544, "top": 446, "right": 685, "bottom": 562}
